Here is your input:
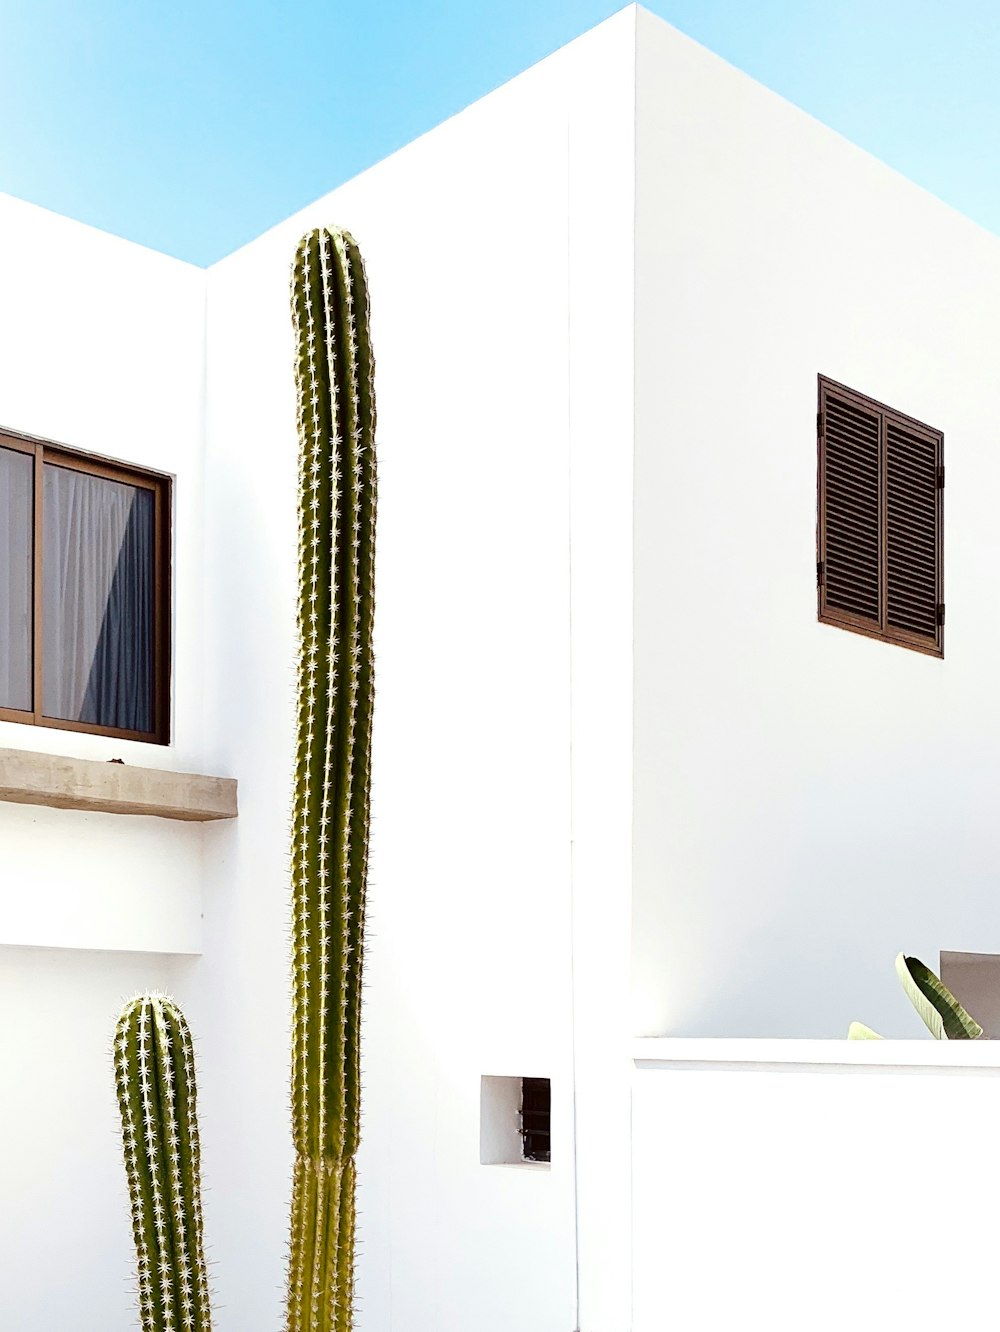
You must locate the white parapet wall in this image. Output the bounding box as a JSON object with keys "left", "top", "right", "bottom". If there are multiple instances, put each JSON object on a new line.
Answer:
{"left": 632, "top": 1038, "right": 1000, "bottom": 1330}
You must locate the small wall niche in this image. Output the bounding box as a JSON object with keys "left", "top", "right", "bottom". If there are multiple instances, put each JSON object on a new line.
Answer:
{"left": 480, "top": 1074, "right": 551, "bottom": 1167}
{"left": 940, "top": 952, "right": 1000, "bottom": 1037}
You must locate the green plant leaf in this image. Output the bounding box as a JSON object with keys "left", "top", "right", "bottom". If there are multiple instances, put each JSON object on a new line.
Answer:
{"left": 848, "top": 1022, "right": 884, "bottom": 1040}
{"left": 895, "top": 953, "right": 983, "bottom": 1040}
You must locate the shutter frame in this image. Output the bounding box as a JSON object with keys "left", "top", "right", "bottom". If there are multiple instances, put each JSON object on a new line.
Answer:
{"left": 817, "top": 375, "right": 943, "bottom": 658}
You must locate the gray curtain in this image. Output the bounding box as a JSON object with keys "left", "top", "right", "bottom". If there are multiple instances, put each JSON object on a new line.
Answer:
{"left": 0, "top": 447, "right": 33, "bottom": 712}
{"left": 43, "top": 466, "right": 154, "bottom": 733}
{"left": 82, "top": 488, "right": 154, "bottom": 731}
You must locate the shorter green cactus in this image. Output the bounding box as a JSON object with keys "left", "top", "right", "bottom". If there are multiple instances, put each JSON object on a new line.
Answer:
{"left": 113, "top": 993, "right": 212, "bottom": 1332}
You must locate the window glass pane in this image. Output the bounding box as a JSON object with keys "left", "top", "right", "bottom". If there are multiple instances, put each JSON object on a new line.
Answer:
{"left": 0, "top": 446, "right": 33, "bottom": 712}
{"left": 43, "top": 464, "right": 155, "bottom": 733}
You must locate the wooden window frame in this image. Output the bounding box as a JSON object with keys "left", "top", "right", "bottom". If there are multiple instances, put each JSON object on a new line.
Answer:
{"left": 817, "top": 376, "right": 944, "bottom": 659}
{"left": 0, "top": 428, "right": 172, "bottom": 744}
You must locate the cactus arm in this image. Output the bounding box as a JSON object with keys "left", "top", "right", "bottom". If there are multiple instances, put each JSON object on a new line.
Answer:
{"left": 287, "top": 226, "right": 376, "bottom": 1332}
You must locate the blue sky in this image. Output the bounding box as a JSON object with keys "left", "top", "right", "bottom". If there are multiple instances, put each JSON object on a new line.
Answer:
{"left": 1, "top": 1, "right": 997, "bottom": 266}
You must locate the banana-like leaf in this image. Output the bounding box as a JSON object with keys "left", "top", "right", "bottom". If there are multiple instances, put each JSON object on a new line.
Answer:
{"left": 848, "top": 1021, "right": 884, "bottom": 1040}
{"left": 895, "top": 953, "right": 983, "bottom": 1040}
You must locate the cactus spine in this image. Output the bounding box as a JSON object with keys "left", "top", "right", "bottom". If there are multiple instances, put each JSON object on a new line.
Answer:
{"left": 113, "top": 994, "right": 212, "bottom": 1332}
{"left": 287, "top": 226, "right": 376, "bottom": 1332}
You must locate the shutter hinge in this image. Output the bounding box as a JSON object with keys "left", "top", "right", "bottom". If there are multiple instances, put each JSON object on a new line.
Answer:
{"left": 937, "top": 464, "right": 945, "bottom": 489}
{"left": 937, "top": 603, "right": 945, "bottom": 627}
{"left": 817, "top": 560, "right": 825, "bottom": 587}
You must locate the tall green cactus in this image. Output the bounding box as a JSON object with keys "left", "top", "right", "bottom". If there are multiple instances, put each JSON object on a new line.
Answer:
{"left": 113, "top": 994, "right": 212, "bottom": 1332}
{"left": 287, "top": 226, "right": 376, "bottom": 1332}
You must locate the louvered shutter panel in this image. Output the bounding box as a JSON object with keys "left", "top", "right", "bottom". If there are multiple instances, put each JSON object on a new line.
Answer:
{"left": 818, "top": 377, "right": 943, "bottom": 656}
{"left": 886, "top": 421, "right": 941, "bottom": 643}
{"left": 821, "top": 393, "right": 881, "bottom": 626}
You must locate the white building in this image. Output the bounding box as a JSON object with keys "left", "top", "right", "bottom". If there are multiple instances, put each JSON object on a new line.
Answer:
{"left": 3, "top": 7, "right": 1000, "bottom": 1330}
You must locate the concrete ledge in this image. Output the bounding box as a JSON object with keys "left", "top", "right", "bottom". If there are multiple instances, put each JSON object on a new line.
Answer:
{"left": 0, "top": 747, "right": 238, "bottom": 822}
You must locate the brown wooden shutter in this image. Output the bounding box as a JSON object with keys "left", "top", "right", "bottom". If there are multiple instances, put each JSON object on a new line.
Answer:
{"left": 818, "top": 377, "right": 943, "bottom": 657}
{"left": 821, "top": 393, "right": 881, "bottom": 627}
{"left": 886, "top": 420, "right": 941, "bottom": 642}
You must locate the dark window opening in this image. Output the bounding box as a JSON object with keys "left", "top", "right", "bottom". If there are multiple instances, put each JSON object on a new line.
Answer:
{"left": 0, "top": 431, "right": 171, "bottom": 743}
{"left": 817, "top": 376, "right": 943, "bottom": 658}
{"left": 520, "top": 1077, "right": 551, "bottom": 1163}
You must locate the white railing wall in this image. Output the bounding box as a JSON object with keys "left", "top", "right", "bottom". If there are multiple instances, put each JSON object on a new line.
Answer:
{"left": 632, "top": 1039, "right": 1000, "bottom": 1330}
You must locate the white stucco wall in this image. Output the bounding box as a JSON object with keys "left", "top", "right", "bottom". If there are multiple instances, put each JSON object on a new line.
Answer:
{"left": 631, "top": 8, "right": 1000, "bottom": 1039}
{"left": 192, "top": 14, "right": 636, "bottom": 1331}
{"left": 565, "top": 15, "right": 636, "bottom": 1330}
{"left": 0, "top": 193, "right": 210, "bottom": 955}
{"left": 0, "top": 195, "right": 209, "bottom": 1327}
{"left": 632, "top": 1039, "right": 1000, "bottom": 1329}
